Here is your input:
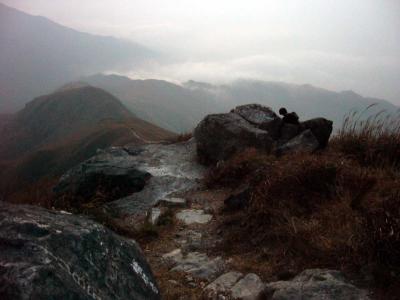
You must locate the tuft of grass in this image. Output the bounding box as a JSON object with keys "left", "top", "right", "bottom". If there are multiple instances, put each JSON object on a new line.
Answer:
{"left": 332, "top": 105, "right": 400, "bottom": 169}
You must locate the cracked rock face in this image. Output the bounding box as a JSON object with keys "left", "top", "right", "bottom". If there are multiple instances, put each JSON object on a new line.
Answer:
{"left": 0, "top": 202, "right": 160, "bottom": 300}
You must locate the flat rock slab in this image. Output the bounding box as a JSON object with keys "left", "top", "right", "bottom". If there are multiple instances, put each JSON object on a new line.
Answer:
{"left": 157, "top": 197, "right": 187, "bottom": 208}
{"left": 231, "top": 273, "right": 265, "bottom": 300}
{"left": 265, "top": 269, "right": 370, "bottom": 300}
{"left": 205, "top": 271, "right": 244, "bottom": 295}
{"left": 176, "top": 209, "right": 212, "bottom": 225}
{"left": 175, "top": 230, "right": 203, "bottom": 252}
{"left": 162, "top": 249, "right": 224, "bottom": 281}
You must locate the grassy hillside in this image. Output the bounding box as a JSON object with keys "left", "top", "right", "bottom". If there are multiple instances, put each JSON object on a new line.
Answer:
{"left": 204, "top": 110, "right": 400, "bottom": 296}
{"left": 0, "top": 87, "right": 174, "bottom": 204}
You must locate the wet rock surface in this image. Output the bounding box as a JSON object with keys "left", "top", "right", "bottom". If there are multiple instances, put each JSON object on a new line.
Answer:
{"left": 103, "top": 140, "right": 205, "bottom": 218}
{"left": 265, "top": 269, "right": 370, "bottom": 300}
{"left": 0, "top": 201, "right": 160, "bottom": 300}
{"left": 194, "top": 104, "right": 333, "bottom": 164}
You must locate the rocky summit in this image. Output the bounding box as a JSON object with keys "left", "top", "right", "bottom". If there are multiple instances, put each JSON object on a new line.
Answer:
{"left": 194, "top": 104, "right": 333, "bottom": 164}
{"left": 0, "top": 202, "right": 160, "bottom": 300}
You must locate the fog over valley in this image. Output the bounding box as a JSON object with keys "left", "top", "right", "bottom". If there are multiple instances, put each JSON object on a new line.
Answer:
{"left": 2, "top": 0, "right": 400, "bottom": 106}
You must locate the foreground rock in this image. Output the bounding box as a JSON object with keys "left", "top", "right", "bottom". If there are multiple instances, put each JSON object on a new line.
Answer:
{"left": 194, "top": 104, "right": 333, "bottom": 164}
{"left": 0, "top": 202, "right": 160, "bottom": 300}
{"left": 265, "top": 269, "right": 370, "bottom": 300}
{"left": 54, "top": 147, "right": 151, "bottom": 205}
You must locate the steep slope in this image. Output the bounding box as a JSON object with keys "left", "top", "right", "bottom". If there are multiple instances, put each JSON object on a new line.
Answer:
{"left": 0, "top": 86, "right": 135, "bottom": 159}
{"left": 0, "top": 3, "right": 154, "bottom": 112}
{"left": 0, "top": 86, "right": 173, "bottom": 202}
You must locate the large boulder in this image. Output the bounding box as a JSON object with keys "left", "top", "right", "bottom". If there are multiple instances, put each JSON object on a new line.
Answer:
{"left": 301, "top": 118, "right": 333, "bottom": 148}
{"left": 194, "top": 104, "right": 333, "bottom": 164}
{"left": 54, "top": 147, "right": 151, "bottom": 206}
{"left": 194, "top": 112, "right": 274, "bottom": 164}
{"left": 264, "top": 269, "right": 370, "bottom": 300}
{"left": 0, "top": 202, "right": 160, "bottom": 300}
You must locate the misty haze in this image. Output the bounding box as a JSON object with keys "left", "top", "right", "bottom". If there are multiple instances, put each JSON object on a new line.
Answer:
{"left": 0, "top": 1, "right": 399, "bottom": 299}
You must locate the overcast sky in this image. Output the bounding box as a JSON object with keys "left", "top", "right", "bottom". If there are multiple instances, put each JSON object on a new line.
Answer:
{"left": 3, "top": 0, "right": 400, "bottom": 104}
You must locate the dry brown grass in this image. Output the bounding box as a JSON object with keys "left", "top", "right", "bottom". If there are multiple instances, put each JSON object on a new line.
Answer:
{"left": 332, "top": 104, "right": 400, "bottom": 168}
{"left": 207, "top": 109, "right": 400, "bottom": 297}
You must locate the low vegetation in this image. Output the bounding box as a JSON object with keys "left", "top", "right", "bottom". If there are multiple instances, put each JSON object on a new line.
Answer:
{"left": 207, "top": 108, "right": 400, "bottom": 296}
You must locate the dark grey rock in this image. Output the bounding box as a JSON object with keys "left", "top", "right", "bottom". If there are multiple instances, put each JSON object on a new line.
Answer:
{"left": 232, "top": 104, "right": 278, "bottom": 125}
{"left": 276, "top": 129, "right": 320, "bottom": 156}
{"left": 278, "top": 123, "right": 301, "bottom": 144}
{"left": 231, "top": 273, "right": 265, "bottom": 300}
{"left": 54, "top": 148, "right": 151, "bottom": 205}
{"left": 0, "top": 202, "right": 160, "bottom": 300}
{"left": 194, "top": 104, "right": 333, "bottom": 165}
{"left": 301, "top": 118, "right": 333, "bottom": 148}
{"left": 194, "top": 113, "right": 274, "bottom": 164}
{"left": 265, "top": 269, "right": 370, "bottom": 300}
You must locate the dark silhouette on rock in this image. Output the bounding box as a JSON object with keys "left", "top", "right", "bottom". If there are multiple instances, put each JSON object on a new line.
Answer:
{"left": 0, "top": 201, "right": 160, "bottom": 300}
{"left": 279, "top": 107, "right": 300, "bottom": 125}
{"left": 194, "top": 104, "right": 333, "bottom": 164}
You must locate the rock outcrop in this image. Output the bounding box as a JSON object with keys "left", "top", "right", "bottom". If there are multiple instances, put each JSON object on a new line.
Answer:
{"left": 194, "top": 112, "right": 274, "bottom": 164}
{"left": 0, "top": 201, "right": 160, "bottom": 300}
{"left": 264, "top": 269, "right": 370, "bottom": 300}
{"left": 54, "top": 147, "right": 151, "bottom": 205}
{"left": 194, "top": 104, "right": 333, "bottom": 164}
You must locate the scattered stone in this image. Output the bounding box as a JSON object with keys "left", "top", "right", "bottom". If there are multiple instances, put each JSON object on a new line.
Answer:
{"left": 157, "top": 197, "right": 187, "bottom": 208}
{"left": 276, "top": 129, "right": 320, "bottom": 156}
{"left": 265, "top": 269, "right": 370, "bottom": 300}
{"left": 163, "top": 249, "right": 225, "bottom": 281}
{"left": 0, "top": 202, "right": 160, "bottom": 300}
{"left": 175, "top": 230, "right": 203, "bottom": 252}
{"left": 231, "top": 273, "right": 265, "bottom": 300}
{"left": 205, "top": 271, "right": 244, "bottom": 295}
{"left": 176, "top": 209, "right": 212, "bottom": 225}
{"left": 194, "top": 112, "right": 274, "bottom": 164}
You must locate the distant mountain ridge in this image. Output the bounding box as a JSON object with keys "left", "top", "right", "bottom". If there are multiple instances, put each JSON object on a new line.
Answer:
{"left": 79, "top": 74, "right": 399, "bottom": 133}
{"left": 0, "top": 85, "right": 173, "bottom": 201}
{"left": 0, "top": 3, "right": 155, "bottom": 113}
